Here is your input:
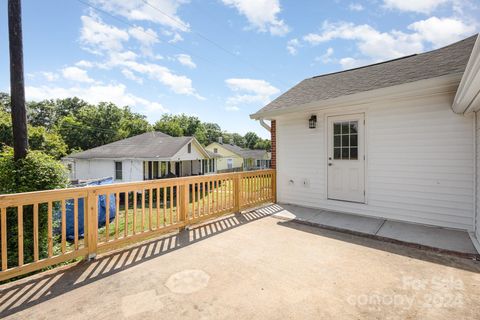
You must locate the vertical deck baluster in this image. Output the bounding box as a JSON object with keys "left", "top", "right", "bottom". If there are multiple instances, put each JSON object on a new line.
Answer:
{"left": 156, "top": 187, "right": 160, "bottom": 229}
{"left": 115, "top": 192, "right": 120, "bottom": 239}
{"left": 18, "top": 205, "right": 23, "bottom": 266}
{"left": 105, "top": 193, "right": 110, "bottom": 243}
{"left": 60, "top": 201, "right": 66, "bottom": 254}
{"left": 202, "top": 181, "right": 206, "bottom": 216}
{"left": 141, "top": 189, "right": 145, "bottom": 233}
{"left": 170, "top": 184, "right": 174, "bottom": 224}
{"left": 175, "top": 184, "right": 180, "bottom": 222}
{"left": 48, "top": 202, "right": 53, "bottom": 257}
{"left": 124, "top": 192, "right": 129, "bottom": 238}
{"left": 163, "top": 187, "right": 167, "bottom": 225}
{"left": 133, "top": 191, "right": 137, "bottom": 235}
{"left": 34, "top": 203, "right": 40, "bottom": 261}
{"left": 74, "top": 198, "right": 79, "bottom": 250}
{"left": 192, "top": 183, "right": 196, "bottom": 219}
{"left": 149, "top": 188, "right": 153, "bottom": 230}
{"left": 1, "top": 207, "right": 6, "bottom": 270}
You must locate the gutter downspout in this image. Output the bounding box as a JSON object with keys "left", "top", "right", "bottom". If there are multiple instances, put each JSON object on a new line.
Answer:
{"left": 470, "top": 111, "right": 480, "bottom": 255}
{"left": 259, "top": 118, "right": 271, "bottom": 132}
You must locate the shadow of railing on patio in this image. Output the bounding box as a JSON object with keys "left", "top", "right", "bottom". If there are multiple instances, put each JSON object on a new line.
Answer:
{"left": 276, "top": 218, "right": 480, "bottom": 274}
{"left": 0, "top": 204, "right": 283, "bottom": 318}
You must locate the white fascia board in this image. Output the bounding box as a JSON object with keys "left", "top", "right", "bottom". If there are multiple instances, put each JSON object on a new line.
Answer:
{"left": 453, "top": 35, "right": 480, "bottom": 114}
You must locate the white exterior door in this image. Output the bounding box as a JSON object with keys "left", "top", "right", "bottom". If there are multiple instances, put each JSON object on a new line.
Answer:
{"left": 327, "top": 114, "right": 365, "bottom": 203}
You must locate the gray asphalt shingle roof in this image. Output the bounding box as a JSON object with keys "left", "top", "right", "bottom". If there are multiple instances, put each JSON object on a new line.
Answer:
{"left": 65, "top": 132, "right": 195, "bottom": 159}
{"left": 219, "top": 143, "right": 267, "bottom": 159}
{"left": 253, "top": 35, "right": 478, "bottom": 116}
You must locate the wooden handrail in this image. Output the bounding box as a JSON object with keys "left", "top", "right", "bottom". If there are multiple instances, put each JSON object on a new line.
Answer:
{"left": 0, "top": 170, "right": 276, "bottom": 282}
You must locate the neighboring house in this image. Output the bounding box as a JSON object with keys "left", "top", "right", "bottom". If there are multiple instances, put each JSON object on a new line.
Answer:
{"left": 205, "top": 141, "right": 271, "bottom": 172}
{"left": 63, "top": 132, "right": 217, "bottom": 183}
{"left": 251, "top": 34, "right": 480, "bottom": 248}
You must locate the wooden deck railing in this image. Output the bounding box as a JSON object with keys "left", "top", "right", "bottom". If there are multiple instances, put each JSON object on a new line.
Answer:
{"left": 0, "top": 170, "right": 275, "bottom": 282}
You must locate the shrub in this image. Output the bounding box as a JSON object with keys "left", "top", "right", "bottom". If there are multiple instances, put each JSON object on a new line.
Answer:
{"left": 0, "top": 148, "right": 69, "bottom": 268}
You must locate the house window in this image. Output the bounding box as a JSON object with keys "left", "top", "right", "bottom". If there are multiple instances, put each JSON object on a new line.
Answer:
{"left": 333, "top": 121, "right": 358, "bottom": 160}
{"left": 188, "top": 143, "right": 192, "bottom": 153}
{"left": 115, "top": 161, "right": 123, "bottom": 180}
{"left": 214, "top": 148, "right": 218, "bottom": 153}
{"left": 227, "top": 158, "right": 233, "bottom": 169}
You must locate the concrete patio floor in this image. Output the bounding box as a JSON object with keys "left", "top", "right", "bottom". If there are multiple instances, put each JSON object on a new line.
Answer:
{"left": 1, "top": 204, "right": 480, "bottom": 320}
{"left": 273, "top": 203, "right": 480, "bottom": 256}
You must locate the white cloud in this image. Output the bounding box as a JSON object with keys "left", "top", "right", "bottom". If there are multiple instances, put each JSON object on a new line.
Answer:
{"left": 338, "top": 57, "right": 371, "bottom": 69}
{"left": 225, "top": 105, "right": 240, "bottom": 112}
{"left": 75, "top": 60, "right": 94, "bottom": 68}
{"left": 225, "top": 78, "right": 280, "bottom": 110}
{"left": 80, "top": 15, "right": 129, "bottom": 54}
{"left": 26, "top": 83, "right": 169, "bottom": 119}
{"left": 222, "top": 0, "right": 289, "bottom": 36}
{"left": 128, "top": 25, "right": 159, "bottom": 48}
{"left": 383, "top": 0, "right": 449, "bottom": 14}
{"left": 302, "top": 17, "right": 476, "bottom": 67}
{"left": 90, "top": 0, "right": 190, "bottom": 31}
{"left": 80, "top": 14, "right": 129, "bottom": 54}
{"left": 286, "top": 38, "right": 300, "bottom": 55}
{"left": 120, "top": 60, "right": 203, "bottom": 99}
{"left": 168, "top": 33, "right": 184, "bottom": 43}
{"left": 121, "top": 69, "right": 143, "bottom": 84}
{"left": 176, "top": 54, "right": 196, "bottom": 68}
{"left": 61, "top": 66, "right": 95, "bottom": 83}
{"left": 41, "top": 72, "right": 59, "bottom": 82}
{"left": 315, "top": 47, "right": 335, "bottom": 64}
{"left": 408, "top": 17, "right": 476, "bottom": 47}
{"left": 304, "top": 21, "right": 424, "bottom": 61}
{"left": 349, "top": 3, "right": 364, "bottom": 11}
{"left": 78, "top": 14, "right": 203, "bottom": 99}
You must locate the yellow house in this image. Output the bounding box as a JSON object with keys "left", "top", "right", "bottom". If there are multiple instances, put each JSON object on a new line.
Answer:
{"left": 205, "top": 142, "right": 271, "bottom": 172}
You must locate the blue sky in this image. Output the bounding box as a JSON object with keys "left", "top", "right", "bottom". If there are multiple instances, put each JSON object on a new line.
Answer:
{"left": 1, "top": 0, "right": 479, "bottom": 138}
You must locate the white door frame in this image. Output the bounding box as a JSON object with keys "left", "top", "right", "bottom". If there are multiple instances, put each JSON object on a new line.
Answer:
{"left": 326, "top": 113, "right": 366, "bottom": 203}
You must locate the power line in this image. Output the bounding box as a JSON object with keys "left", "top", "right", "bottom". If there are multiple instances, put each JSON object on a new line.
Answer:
{"left": 75, "top": 0, "right": 288, "bottom": 88}
{"left": 75, "top": 0, "right": 216, "bottom": 66}
{"left": 141, "top": 0, "right": 289, "bottom": 87}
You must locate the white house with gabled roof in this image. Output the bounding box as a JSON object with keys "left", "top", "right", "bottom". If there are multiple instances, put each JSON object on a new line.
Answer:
{"left": 251, "top": 34, "right": 480, "bottom": 251}
{"left": 63, "top": 132, "right": 218, "bottom": 183}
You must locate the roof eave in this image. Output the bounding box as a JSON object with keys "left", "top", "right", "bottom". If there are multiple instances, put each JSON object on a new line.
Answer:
{"left": 251, "top": 73, "right": 463, "bottom": 120}
{"left": 452, "top": 35, "right": 480, "bottom": 114}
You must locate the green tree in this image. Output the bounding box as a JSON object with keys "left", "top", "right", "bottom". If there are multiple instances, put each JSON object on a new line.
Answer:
{"left": 0, "top": 92, "right": 10, "bottom": 112}
{"left": 254, "top": 139, "right": 271, "bottom": 151}
{"left": 231, "top": 133, "right": 246, "bottom": 147}
{"left": 0, "top": 109, "right": 13, "bottom": 148}
{"left": 244, "top": 132, "right": 260, "bottom": 149}
{"left": 0, "top": 147, "right": 69, "bottom": 267}
{"left": 204, "top": 122, "right": 222, "bottom": 144}
{"left": 27, "top": 100, "right": 57, "bottom": 129}
{"left": 28, "top": 126, "right": 68, "bottom": 159}
{"left": 119, "top": 107, "right": 152, "bottom": 138}
{"left": 153, "top": 116, "right": 184, "bottom": 136}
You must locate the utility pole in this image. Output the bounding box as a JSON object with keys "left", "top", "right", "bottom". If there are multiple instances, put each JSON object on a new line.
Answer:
{"left": 8, "top": 0, "right": 28, "bottom": 160}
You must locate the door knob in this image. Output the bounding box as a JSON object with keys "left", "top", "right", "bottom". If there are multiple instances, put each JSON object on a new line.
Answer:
{"left": 328, "top": 163, "right": 333, "bottom": 166}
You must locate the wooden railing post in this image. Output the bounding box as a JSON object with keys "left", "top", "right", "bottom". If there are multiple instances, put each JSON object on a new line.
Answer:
{"left": 86, "top": 188, "right": 98, "bottom": 260}
{"left": 178, "top": 183, "right": 188, "bottom": 229}
{"left": 233, "top": 173, "right": 241, "bottom": 212}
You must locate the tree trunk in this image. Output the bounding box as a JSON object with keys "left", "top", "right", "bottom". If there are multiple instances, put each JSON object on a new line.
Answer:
{"left": 8, "top": 0, "right": 28, "bottom": 160}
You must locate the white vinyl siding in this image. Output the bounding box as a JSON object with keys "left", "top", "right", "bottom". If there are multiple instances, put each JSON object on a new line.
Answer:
{"left": 276, "top": 93, "right": 475, "bottom": 230}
